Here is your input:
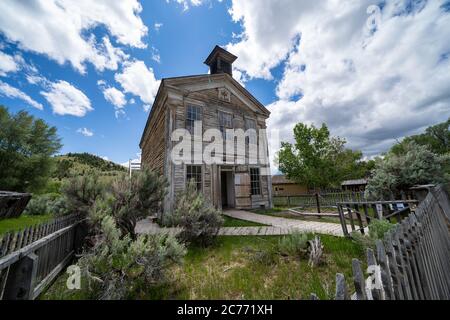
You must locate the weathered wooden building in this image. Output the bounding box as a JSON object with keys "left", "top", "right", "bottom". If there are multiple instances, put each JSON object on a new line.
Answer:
{"left": 140, "top": 46, "right": 272, "bottom": 215}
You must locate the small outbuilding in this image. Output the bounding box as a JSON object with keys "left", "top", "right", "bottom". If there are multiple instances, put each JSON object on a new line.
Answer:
{"left": 341, "top": 179, "right": 368, "bottom": 192}
{"left": 271, "top": 175, "right": 308, "bottom": 196}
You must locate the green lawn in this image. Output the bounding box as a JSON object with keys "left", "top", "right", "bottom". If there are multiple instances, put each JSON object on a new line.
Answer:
{"left": 222, "top": 215, "right": 268, "bottom": 227}
{"left": 0, "top": 214, "right": 53, "bottom": 235}
{"left": 42, "top": 234, "right": 364, "bottom": 300}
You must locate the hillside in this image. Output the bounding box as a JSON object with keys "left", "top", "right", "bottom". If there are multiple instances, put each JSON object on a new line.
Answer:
{"left": 52, "top": 153, "right": 126, "bottom": 179}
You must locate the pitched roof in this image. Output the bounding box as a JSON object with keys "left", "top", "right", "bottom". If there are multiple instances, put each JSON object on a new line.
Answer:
{"left": 271, "top": 175, "right": 296, "bottom": 185}
{"left": 204, "top": 45, "right": 237, "bottom": 66}
{"left": 341, "top": 179, "right": 368, "bottom": 186}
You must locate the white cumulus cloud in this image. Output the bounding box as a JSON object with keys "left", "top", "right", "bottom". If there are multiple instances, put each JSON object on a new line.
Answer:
{"left": 0, "top": 80, "right": 43, "bottom": 110}
{"left": 115, "top": 60, "right": 160, "bottom": 105}
{"left": 0, "top": 0, "right": 147, "bottom": 73}
{"left": 77, "top": 127, "right": 94, "bottom": 137}
{"left": 0, "top": 51, "right": 19, "bottom": 76}
{"left": 225, "top": 0, "right": 450, "bottom": 166}
{"left": 101, "top": 85, "right": 127, "bottom": 109}
{"left": 41, "top": 80, "right": 92, "bottom": 117}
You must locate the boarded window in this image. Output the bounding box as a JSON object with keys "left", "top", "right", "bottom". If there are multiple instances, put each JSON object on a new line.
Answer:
{"left": 219, "top": 111, "right": 233, "bottom": 139}
{"left": 186, "top": 105, "right": 202, "bottom": 134}
{"left": 250, "top": 168, "right": 261, "bottom": 195}
{"left": 186, "top": 165, "right": 202, "bottom": 191}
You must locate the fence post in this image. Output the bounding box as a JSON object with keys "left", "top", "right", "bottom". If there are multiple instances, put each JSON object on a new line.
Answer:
{"left": 3, "top": 253, "right": 38, "bottom": 300}
{"left": 315, "top": 193, "right": 321, "bottom": 214}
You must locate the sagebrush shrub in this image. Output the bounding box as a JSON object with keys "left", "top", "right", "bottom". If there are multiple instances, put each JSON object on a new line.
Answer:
{"left": 277, "top": 231, "right": 308, "bottom": 257}
{"left": 77, "top": 216, "right": 186, "bottom": 300}
{"left": 24, "top": 193, "right": 69, "bottom": 216}
{"left": 351, "top": 219, "right": 396, "bottom": 252}
{"left": 171, "top": 180, "right": 223, "bottom": 246}
{"left": 61, "top": 174, "right": 105, "bottom": 216}
{"left": 88, "top": 169, "right": 168, "bottom": 239}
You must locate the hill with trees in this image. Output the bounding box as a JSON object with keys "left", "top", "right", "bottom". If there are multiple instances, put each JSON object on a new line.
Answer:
{"left": 52, "top": 153, "right": 126, "bottom": 180}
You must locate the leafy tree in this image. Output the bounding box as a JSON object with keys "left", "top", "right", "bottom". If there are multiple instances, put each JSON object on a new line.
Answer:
{"left": 391, "top": 119, "right": 449, "bottom": 156}
{"left": 0, "top": 106, "right": 62, "bottom": 192}
{"left": 277, "top": 123, "right": 367, "bottom": 189}
{"left": 365, "top": 141, "right": 449, "bottom": 200}
{"left": 55, "top": 159, "right": 73, "bottom": 180}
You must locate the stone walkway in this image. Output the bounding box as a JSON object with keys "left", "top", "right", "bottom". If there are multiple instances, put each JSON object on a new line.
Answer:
{"left": 223, "top": 210, "right": 346, "bottom": 237}
{"left": 136, "top": 209, "right": 347, "bottom": 237}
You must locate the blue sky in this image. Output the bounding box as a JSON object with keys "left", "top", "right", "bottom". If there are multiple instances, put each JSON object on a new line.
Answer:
{"left": 0, "top": 0, "right": 271, "bottom": 165}
{"left": 0, "top": 0, "right": 449, "bottom": 168}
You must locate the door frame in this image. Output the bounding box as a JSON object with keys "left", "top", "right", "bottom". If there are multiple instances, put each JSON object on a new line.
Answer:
{"left": 219, "top": 165, "right": 235, "bottom": 209}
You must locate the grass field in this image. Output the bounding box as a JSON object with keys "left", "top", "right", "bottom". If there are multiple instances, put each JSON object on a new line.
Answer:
{"left": 0, "top": 214, "right": 53, "bottom": 235}
{"left": 42, "top": 234, "right": 364, "bottom": 300}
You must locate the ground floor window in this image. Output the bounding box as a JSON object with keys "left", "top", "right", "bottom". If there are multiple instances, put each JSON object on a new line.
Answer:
{"left": 250, "top": 167, "right": 261, "bottom": 195}
{"left": 186, "top": 165, "right": 202, "bottom": 191}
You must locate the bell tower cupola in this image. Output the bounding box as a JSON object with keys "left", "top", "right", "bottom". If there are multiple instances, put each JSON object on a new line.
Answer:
{"left": 204, "top": 45, "right": 237, "bottom": 77}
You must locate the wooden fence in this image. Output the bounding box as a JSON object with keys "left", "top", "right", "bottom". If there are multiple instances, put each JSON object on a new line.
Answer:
{"left": 0, "top": 214, "right": 86, "bottom": 300}
{"left": 273, "top": 192, "right": 365, "bottom": 209}
{"left": 0, "top": 191, "right": 32, "bottom": 219}
{"left": 311, "top": 184, "right": 450, "bottom": 300}
{"left": 336, "top": 200, "right": 419, "bottom": 237}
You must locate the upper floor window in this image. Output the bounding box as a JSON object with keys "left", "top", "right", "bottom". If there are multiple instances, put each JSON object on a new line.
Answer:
{"left": 245, "top": 118, "right": 257, "bottom": 145}
{"left": 186, "top": 105, "right": 202, "bottom": 134}
{"left": 219, "top": 111, "right": 233, "bottom": 139}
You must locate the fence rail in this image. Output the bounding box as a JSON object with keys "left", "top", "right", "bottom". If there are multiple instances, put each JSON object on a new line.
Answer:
{"left": 273, "top": 192, "right": 365, "bottom": 209}
{"left": 337, "top": 200, "right": 419, "bottom": 236}
{"left": 311, "top": 184, "right": 450, "bottom": 300}
{"left": 0, "top": 191, "right": 32, "bottom": 220}
{"left": 0, "top": 214, "right": 85, "bottom": 300}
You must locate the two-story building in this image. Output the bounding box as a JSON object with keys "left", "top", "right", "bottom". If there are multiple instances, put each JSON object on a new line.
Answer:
{"left": 140, "top": 46, "right": 272, "bottom": 216}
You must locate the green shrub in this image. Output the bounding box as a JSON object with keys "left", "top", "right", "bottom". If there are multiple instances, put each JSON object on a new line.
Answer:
{"left": 249, "top": 247, "right": 278, "bottom": 266}
{"left": 24, "top": 193, "right": 69, "bottom": 216}
{"left": 351, "top": 219, "right": 396, "bottom": 252}
{"left": 368, "top": 219, "right": 396, "bottom": 239}
{"left": 77, "top": 216, "right": 185, "bottom": 300}
{"left": 170, "top": 180, "right": 223, "bottom": 246}
{"left": 277, "top": 232, "right": 308, "bottom": 257}
{"left": 88, "top": 169, "right": 168, "bottom": 239}
{"left": 61, "top": 174, "right": 105, "bottom": 216}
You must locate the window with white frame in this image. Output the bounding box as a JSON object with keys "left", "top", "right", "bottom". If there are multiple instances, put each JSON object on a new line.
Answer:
{"left": 186, "top": 105, "right": 202, "bottom": 134}
{"left": 186, "top": 165, "right": 202, "bottom": 191}
{"left": 250, "top": 168, "right": 261, "bottom": 195}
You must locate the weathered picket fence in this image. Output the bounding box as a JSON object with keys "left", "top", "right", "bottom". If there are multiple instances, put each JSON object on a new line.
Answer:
{"left": 0, "top": 214, "right": 86, "bottom": 300}
{"left": 311, "top": 184, "right": 450, "bottom": 300}
{"left": 273, "top": 191, "right": 365, "bottom": 208}
{"left": 0, "top": 191, "right": 32, "bottom": 219}
{"left": 337, "top": 199, "right": 419, "bottom": 237}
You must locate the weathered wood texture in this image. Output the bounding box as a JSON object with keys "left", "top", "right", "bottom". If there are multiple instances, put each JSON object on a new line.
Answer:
{"left": 0, "top": 191, "right": 32, "bottom": 220}
{"left": 142, "top": 79, "right": 272, "bottom": 212}
{"left": 273, "top": 192, "right": 365, "bottom": 208}
{"left": 0, "top": 214, "right": 85, "bottom": 300}
{"left": 311, "top": 184, "right": 450, "bottom": 300}
{"left": 337, "top": 200, "right": 419, "bottom": 236}
{"left": 140, "top": 98, "right": 167, "bottom": 175}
